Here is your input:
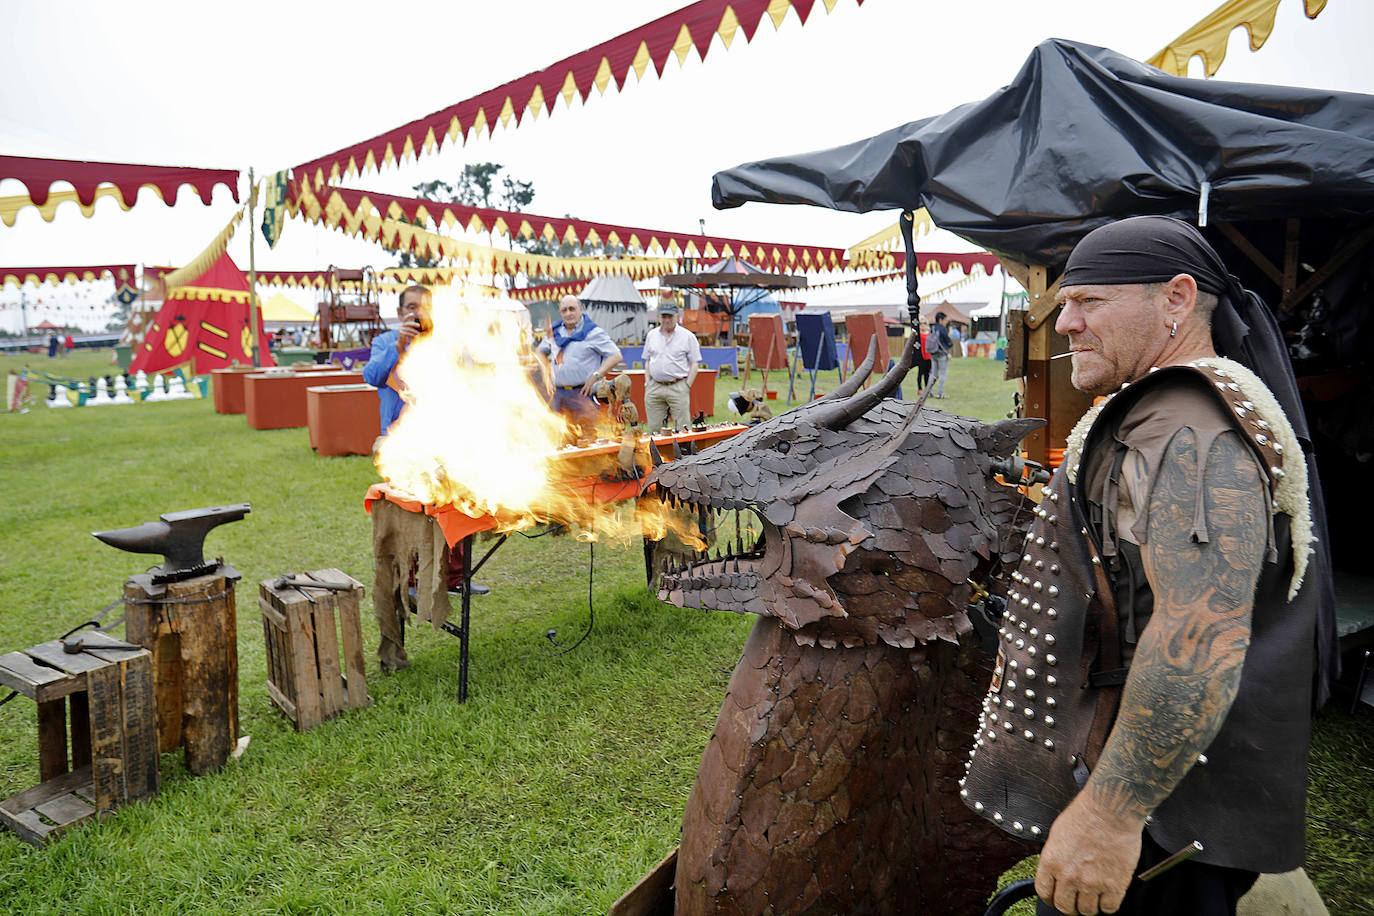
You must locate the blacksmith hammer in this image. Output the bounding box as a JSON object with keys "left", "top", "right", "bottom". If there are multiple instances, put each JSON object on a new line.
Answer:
{"left": 93, "top": 503, "right": 250, "bottom": 581}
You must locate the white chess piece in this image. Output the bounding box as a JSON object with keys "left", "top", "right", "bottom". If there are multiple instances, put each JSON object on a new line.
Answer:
{"left": 89, "top": 377, "right": 113, "bottom": 406}
{"left": 111, "top": 376, "right": 134, "bottom": 404}
{"left": 167, "top": 374, "right": 194, "bottom": 399}
{"left": 48, "top": 384, "right": 72, "bottom": 407}
{"left": 134, "top": 370, "right": 149, "bottom": 393}
{"left": 146, "top": 374, "right": 168, "bottom": 402}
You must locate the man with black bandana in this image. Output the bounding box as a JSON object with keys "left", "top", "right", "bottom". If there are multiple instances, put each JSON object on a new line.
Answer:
{"left": 961, "top": 216, "right": 1332, "bottom": 916}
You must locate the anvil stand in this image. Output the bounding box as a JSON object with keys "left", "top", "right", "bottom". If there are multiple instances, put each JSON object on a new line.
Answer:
{"left": 122, "top": 563, "right": 241, "bottom": 774}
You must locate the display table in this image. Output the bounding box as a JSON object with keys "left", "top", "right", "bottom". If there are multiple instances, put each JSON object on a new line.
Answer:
{"left": 244, "top": 370, "right": 364, "bottom": 430}
{"left": 363, "top": 424, "right": 747, "bottom": 701}
{"left": 211, "top": 367, "right": 258, "bottom": 415}
{"left": 307, "top": 384, "right": 381, "bottom": 456}
{"left": 612, "top": 369, "right": 717, "bottom": 428}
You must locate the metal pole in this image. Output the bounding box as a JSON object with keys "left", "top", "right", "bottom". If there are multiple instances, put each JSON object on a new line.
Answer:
{"left": 247, "top": 167, "right": 261, "bottom": 367}
{"left": 458, "top": 535, "right": 472, "bottom": 702}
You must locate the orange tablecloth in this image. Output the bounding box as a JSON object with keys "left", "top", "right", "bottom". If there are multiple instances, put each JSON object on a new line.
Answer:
{"left": 211, "top": 366, "right": 259, "bottom": 415}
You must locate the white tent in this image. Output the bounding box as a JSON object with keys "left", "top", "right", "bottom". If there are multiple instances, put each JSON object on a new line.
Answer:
{"left": 579, "top": 275, "right": 647, "bottom": 343}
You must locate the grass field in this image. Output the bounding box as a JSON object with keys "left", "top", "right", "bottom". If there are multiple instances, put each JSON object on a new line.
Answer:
{"left": 1, "top": 349, "right": 1370, "bottom": 914}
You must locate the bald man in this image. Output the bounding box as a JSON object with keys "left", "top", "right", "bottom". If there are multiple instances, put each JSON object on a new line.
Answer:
{"left": 535, "top": 295, "right": 622, "bottom": 433}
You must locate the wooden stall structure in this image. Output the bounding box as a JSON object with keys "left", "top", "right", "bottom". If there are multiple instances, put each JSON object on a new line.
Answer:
{"left": 0, "top": 632, "right": 159, "bottom": 846}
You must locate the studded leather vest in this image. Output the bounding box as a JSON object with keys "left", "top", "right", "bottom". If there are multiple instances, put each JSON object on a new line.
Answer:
{"left": 962, "top": 362, "right": 1316, "bottom": 872}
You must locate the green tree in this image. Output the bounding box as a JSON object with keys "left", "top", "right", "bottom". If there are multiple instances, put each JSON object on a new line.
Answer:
{"left": 395, "top": 163, "right": 535, "bottom": 269}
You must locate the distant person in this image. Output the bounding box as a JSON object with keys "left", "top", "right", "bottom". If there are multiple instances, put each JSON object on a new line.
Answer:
{"left": 928, "top": 311, "right": 953, "bottom": 398}
{"left": 642, "top": 302, "right": 701, "bottom": 431}
{"left": 915, "top": 321, "right": 932, "bottom": 390}
{"left": 535, "top": 295, "right": 621, "bottom": 434}
{"left": 948, "top": 322, "right": 963, "bottom": 357}
{"left": 47, "top": 332, "right": 58, "bottom": 358}
{"left": 63, "top": 333, "right": 74, "bottom": 356}
{"left": 363, "top": 284, "right": 429, "bottom": 433}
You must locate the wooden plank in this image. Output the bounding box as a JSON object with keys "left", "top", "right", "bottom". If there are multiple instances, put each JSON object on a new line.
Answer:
{"left": 288, "top": 598, "right": 322, "bottom": 731}
{"left": 37, "top": 700, "right": 68, "bottom": 782}
{"left": 1, "top": 766, "right": 93, "bottom": 814}
{"left": 607, "top": 847, "right": 678, "bottom": 916}
{"left": 0, "top": 650, "right": 67, "bottom": 699}
{"left": 69, "top": 691, "right": 91, "bottom": 769}
{"left": 86, "top": 662, "right": 125, "bottom": 816}
{"left": 336, "top": 588, "right": 369, "bottom": 710}
{"left": 35, "top": 792, "right": 95, "bottom": 827}
{"left": 121, "top": 652, "right": 160, "bottom": 802}
{"left": 0, "top": 807, "right": 55, "bottom": 847}
{"left": 24, "top": 641, "right": 109, "bottom": 675}
{"left": 265, "top": 680, "right": 298, "bottom": 721}
{"left": 1215, "top": 222, "right": 1282, "bottom": 287}
{"left": 312, "top": 600, "right": 346, "bottom": 720}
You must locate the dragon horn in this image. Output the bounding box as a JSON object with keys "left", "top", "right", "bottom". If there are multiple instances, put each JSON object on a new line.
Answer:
{"left": 819, "top": 334, "right": 919, "bottom": 430}
{"left": 819, "top": 336, "right": 880, "bottom": 402}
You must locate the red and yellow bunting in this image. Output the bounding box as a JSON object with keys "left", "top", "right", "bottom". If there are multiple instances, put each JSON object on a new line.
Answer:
{"left": 0, "top": 155, "right": 238, "bottom": 226}
{"left": 293, "top": 0, "right": 865, "bottom": 188}
{"left": 1, "top": 264, "right": 136, "bottom": 289}
{"left": 294, "top": 183, "right": 856, "bottom": 273}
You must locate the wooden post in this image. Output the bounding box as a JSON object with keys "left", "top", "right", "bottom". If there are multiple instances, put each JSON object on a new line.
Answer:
{"left": 248, "top": 167, "right": 261, "bottom": 367}
{"left": 123, "top": 567, "right": 240, "bottom": 775}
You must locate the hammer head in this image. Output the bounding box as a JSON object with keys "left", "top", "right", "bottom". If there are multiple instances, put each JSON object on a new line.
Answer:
{"left": 93, "top": 503, "right": 250, "bottom": 580}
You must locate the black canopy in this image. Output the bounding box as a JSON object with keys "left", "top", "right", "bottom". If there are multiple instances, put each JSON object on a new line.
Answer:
{"left": 712, "top": 39, "right": 1374, "bottom": 270}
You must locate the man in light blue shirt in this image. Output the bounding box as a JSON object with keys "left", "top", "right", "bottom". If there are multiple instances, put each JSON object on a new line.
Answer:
{"left": 535, "top": 295, "right": 622, "bottom": 433}
{"left": 363, "top": 285, "right": 428, "bottom": 433}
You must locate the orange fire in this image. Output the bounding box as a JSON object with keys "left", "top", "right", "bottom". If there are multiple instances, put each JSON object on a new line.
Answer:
{"left": 373, "top": 289, "right": 708, "bottom": 547}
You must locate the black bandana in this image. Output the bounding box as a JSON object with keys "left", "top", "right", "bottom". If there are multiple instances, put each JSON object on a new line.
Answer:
{"left": 1063, "top": 215, "right": 1338, "bottom": 705}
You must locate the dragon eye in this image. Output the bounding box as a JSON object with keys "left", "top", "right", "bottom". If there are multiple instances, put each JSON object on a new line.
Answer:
{"left": 775, "top": 441, "right": 791, "bottom": 454}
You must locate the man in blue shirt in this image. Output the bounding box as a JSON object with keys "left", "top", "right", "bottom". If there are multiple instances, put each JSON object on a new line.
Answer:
{"left": 363, "top": 284, "right": 428, "bottom": 433}
{"left": 535, "top": 295, "right": 622, "bottom": 435}
{"left": 928, "top": 310, "right": 954, "bottom": 399}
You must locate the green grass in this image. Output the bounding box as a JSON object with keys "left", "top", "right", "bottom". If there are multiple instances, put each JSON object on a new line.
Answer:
{"left": 1, "top": 350, "right": 1369, "bottom": 914}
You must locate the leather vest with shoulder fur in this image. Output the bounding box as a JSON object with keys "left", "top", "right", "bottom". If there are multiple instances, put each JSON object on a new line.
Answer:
{"left": 962, "top": 362, "right": 1316, "bottom": 873}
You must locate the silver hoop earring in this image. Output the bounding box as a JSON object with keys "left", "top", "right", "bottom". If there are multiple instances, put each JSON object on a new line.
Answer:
{"left": 1170, "top": 321, "right": 1178, "bottom": 339}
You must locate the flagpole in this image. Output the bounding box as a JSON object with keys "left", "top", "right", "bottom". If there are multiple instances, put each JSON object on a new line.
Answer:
{"left": 248, "top": 167, "right": 261, "bottom": 367}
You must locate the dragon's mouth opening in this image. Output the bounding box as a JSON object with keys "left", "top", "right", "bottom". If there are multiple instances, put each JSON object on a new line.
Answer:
{"left": 653, "top": 488, "right": 768, "bottom": 595}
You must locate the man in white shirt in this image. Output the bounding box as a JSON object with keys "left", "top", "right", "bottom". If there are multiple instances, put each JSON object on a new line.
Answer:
{"left": 643, "top": 302, "right": 702, "bottom": 431}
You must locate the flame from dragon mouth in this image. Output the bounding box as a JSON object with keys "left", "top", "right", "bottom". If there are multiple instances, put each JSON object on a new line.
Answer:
{"left": 653, "top": 487, "right": 770, "bottom": 597}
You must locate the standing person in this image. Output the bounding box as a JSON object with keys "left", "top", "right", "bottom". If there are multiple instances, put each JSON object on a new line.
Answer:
{"left": 915, "top": 320, "right": 932, "bottom": 390}
{"left": 963, "top": 216, "right": 1331, "bottom": 916}
{"left": 47, "top": 332, "right": 58, "bottom": 358}
{"left": 62, "top": 332, "right": 74, "bottom": 356}
{"left": 363, "top": 284, "right": 430, "bottom": 434}
{"left": 535, "top": 295, "right": 621, "bottom": 434}
{"left": 642, "top": 302, "right": 702, "bottom": 431}
{"left": 928, "top": 311, "right": 953, "bottom": 398}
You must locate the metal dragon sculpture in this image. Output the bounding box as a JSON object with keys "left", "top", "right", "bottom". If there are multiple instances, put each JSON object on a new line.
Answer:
{"left": 648, "top": 338, "right": 1043, "bottom": 914}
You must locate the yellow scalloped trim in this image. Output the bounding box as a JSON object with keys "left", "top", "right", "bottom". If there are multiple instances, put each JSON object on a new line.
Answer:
{"left": 1147, "top": 0, "right": 1329, "bottom": 77}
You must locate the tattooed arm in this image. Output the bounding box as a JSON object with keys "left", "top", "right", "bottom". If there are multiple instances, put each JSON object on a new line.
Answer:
{"left": 1036, "top": 429, "right": 1267, "bottom": 915}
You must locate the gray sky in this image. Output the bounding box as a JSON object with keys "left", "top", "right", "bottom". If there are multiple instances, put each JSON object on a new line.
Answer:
{"left": 3, "top": 0, "right": 1373, "bottom": 330}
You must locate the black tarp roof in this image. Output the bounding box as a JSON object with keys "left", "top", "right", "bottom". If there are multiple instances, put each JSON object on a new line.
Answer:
{"left": 712, "top": 39, "right": 1374, "bottom": 270}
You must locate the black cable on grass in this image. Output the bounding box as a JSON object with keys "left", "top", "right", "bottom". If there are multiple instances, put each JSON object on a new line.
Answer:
{"left": 1307, "top": 813, "right": 1374, "bottom": 842}
{"left": 546, "top": 538, "right": 595, "bottom": 656}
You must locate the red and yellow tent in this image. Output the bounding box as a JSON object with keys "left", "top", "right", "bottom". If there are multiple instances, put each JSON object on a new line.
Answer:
{"left": 131, "top": 251, "right": 275, "bottom": 374}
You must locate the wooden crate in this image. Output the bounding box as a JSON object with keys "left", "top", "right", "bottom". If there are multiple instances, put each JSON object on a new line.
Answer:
{"left": 0, "top": 631, "right": 159, "bottom": 846}
{"left": 259, "top": 569, "right": 369, "bottom": 731}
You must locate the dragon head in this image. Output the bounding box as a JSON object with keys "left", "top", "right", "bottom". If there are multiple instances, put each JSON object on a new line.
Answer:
{"left": 649, "top": 336, "right": 1042, "bottom": 651}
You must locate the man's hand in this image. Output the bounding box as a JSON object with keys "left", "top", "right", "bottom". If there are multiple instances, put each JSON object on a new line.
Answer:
{"left": 580, "top": 373, "right": 600, "bottom": 398}
{"left": 1035, "top": 794, "right": 1141, "bottom": 915}
{"left": 396, "top": 315, "right": 423, "bottom": 353}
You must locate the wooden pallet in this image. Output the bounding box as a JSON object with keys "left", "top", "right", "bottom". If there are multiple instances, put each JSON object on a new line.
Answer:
{"left": 260, "top": 569, "right": 369, "bottom": 731}
{"left": 0, "top": 631, "right": 159, "bottom": 846}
